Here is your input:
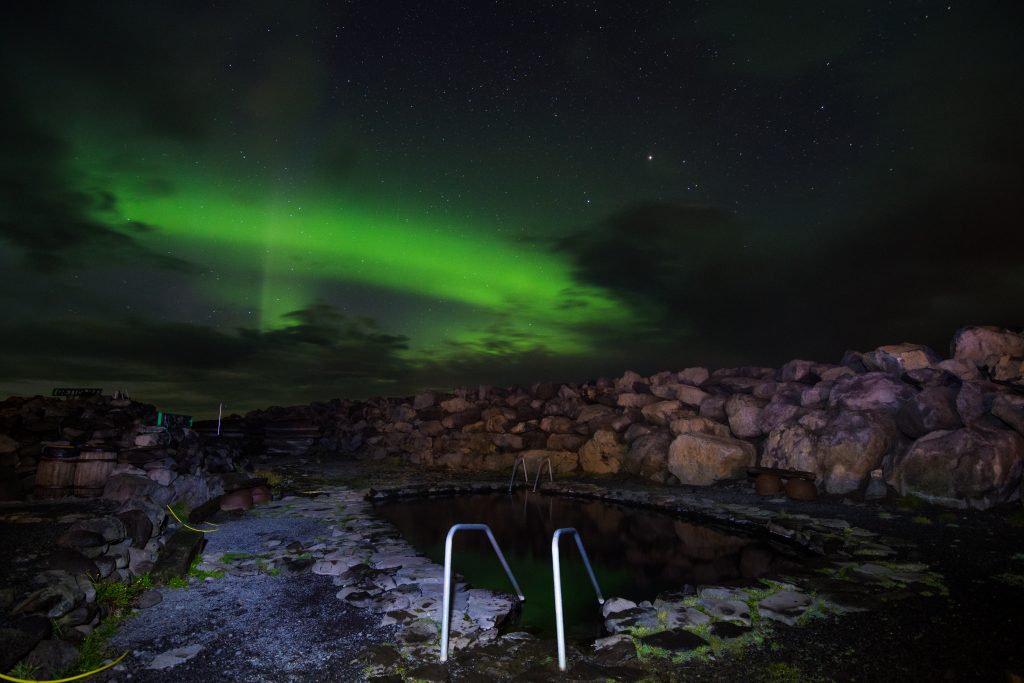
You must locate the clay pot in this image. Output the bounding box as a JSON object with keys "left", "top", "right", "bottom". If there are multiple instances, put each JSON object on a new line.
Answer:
{"left": 754, "top": 473, "right": 784, "bottom": 495}
{"left": 785, "top": 478, "right": 817, "bottom": 502}
{"left": 220, "top": 488, "right": 253, "bottom": 511}
{"left": 250, "top": 485, "right": 272, "bottom": 505}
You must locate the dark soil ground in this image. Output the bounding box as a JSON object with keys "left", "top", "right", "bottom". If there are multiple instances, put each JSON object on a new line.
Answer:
{"left": 3, "top": 458, "right": 1024, "bottom": 682}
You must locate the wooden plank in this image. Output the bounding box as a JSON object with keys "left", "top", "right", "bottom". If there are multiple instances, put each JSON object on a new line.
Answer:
{"left": 747, "top": 466, "right": 816, "bottom": 481}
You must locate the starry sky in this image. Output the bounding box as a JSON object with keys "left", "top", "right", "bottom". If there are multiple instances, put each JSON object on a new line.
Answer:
{"left": 1, "top": 2, "right": 1021, "bottom": 416}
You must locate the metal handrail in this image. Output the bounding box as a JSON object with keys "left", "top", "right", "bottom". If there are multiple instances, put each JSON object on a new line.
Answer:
{"left": 532, "top": 457, "right": 553, "bottom": 492}
{"left": 508, "top": 456, "right": 530, "bottom": 492}
{"left": 551, "top": 528, "right": 604, "bottom": 672}
{"left": 440, "top": 524, "right": 525, "bottom": 662}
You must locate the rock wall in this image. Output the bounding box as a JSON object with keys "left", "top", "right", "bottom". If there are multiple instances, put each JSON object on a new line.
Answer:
{"left": 0, "top": 395, "right": 240, "bottom": 503}
{"left": 248, "top": 325, "right": 1024, "bottom": 510}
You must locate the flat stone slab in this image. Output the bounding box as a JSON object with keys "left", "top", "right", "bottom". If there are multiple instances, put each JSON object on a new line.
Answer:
{"left": 151, "top": 527, "right": 206, "bottom": 584}
{"left": 147, "top": 644, "right": 203, "bottom": 669}
{"left": 640, "top": 629, "right": 709, "bottom": 653}
{"left": 758, "top": 590, "right": 813, "bottom": 625}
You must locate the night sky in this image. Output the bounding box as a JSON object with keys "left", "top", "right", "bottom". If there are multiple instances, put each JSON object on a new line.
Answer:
{"left": 2, "top": 2, "right": 1021, "bottom": 416}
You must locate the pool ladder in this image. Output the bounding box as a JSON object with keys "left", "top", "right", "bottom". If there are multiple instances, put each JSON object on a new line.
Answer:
{"left": 439, "top": 524, "right": 604, "bottom": 672}
{"left": 508, "top": 455, "right": 554, "bottom": 493}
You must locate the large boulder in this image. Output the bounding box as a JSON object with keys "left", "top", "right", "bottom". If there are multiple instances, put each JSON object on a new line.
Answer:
{"left": 991, "top": 356, "right": 1024, "bottom": 384}
{"left": 895, "top": 386, "right": 963, "bottom": 438}
{"left": 762, "top": 410, "right": 903, "bottom": 494}
{"left": 102, "top": 474, "right": 165, "bottom": 505}
{"left": 951, "top": 326, "right": 1024, "bottom": 369}
{"left": 725, "top": 395, "right": 765, "bottom": 439}
{"left": 992, "top": 394, "right": 1024, "bottom": 436}
{"left": 758, "top": 398, "right": 805, "bottom": 434}
{"left": 891, "top": 427, "right": 1024, "bottom": 509}
{"left": 641, "top": 400, "right": 687, "bottom": 426}
{"left": 517, "top": 449, "right": 578, "bottom": 474}
{"left": 669, "top": 416, "right": 731, "bottom": 438}
{"left": 779, "top": 359, "right": 819, "bottom": 384}
{"left": 678, "top": 367, "right": 710, "bottom": 386}
{"left": 622, "top": 430, "right": 674, "bottom": 481}
{"left": 440, "top": 396, "right": 474, "bottom": 413}
{"left": 827, "top": 373, "right": 916, "bottom": 414}
{"left": 579, "top": 430, "right": 626, "bottom": 474}
{"left": 539, "top": 416, "right": 574, "bottom": 434}
{"left": 651, "top": 383, "right": 710, "bottom": 408}
{"left": 936, "top": 358, "right": 984, "bottom": 381}
{"left": 955, "top": 380, "right": 1003, "bottom": 426}
{"left": 576, "top": 404, "right": 615, "bottom": 423}
{"left": 862, "top": 344, "right": 941, "bottom": 376}
{"left": 699, "top": 395, "right": 728, "bottom": 421}
{"left": 546, "top": 433, "right": 587, "bottom": 451}
{"left": 617, "top": 393, "right": 659, "bottom": 409}
{"left": 666, "top": 433, "right": 755, "bottom": 486}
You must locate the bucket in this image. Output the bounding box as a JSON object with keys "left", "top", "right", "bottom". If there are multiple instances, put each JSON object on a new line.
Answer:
{"left": 73, "top": 449, "right": 118, "bottom": 497}
{"left": 34, "top": 445, "right": 79, "bottom": 499}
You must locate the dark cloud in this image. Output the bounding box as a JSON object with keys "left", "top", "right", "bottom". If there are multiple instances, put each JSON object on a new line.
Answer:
{"left": 0, "top": 303, "right": 412, "bottom": 414}
{"left": 0, "top": 104, "right": 203, "bottom": 273}
{"left": 558, "top": 184, "right": 1024, "bottom": 367}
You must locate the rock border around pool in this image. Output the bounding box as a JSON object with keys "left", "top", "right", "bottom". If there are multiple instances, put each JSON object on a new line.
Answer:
{"left": 347, "top": 482, "right": 945, "bottom": 677}
{"left": 174, "top": 481, "right": 948, "bottom": 678}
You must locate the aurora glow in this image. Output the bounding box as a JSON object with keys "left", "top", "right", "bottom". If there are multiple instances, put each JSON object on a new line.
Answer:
{"left": 1, "top": 2, "right": 1021, "bottom": 414}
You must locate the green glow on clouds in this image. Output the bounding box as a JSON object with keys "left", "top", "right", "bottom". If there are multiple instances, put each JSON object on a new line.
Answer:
{"left": 97, "top": 157, "right": 635, "bottom": 360}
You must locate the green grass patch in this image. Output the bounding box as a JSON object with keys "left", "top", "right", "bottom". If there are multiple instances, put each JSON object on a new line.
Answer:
{"left": 187, "top": 554, "right": 224, "bottom": 580}
{"left": 255, "top": 560, "right": 281, "bottom": 576}
{"left": 6, "top": 661, "right": 40, "bottom": 679}
{"left": 254, "top": 468, "right": 284, "bottom": 487}
{"left": 93, "top": 574, "right": 152, "bottom": 613}
{"left": 220, "top": 551, "right": 256, "bottom": 562}
{"left": 76, "top": 619, "right": 120, "bottom": 673}
{"left": 166, "top": 576, "right": 188, "bottom": 588}
{"left": 911, "top": 515, "right": 932, "bottom": 525}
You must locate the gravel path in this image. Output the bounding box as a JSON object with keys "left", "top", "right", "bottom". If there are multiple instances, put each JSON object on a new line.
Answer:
{"left": 106, "top": 505, "right": 397, "bottom": 682}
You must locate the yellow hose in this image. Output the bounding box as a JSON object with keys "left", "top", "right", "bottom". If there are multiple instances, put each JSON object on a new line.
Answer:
{"left": 165, "top": 505, "right": 219, "bottom": 533}
{"left": 0, "top": 651, "right": 128, "bottom": 683}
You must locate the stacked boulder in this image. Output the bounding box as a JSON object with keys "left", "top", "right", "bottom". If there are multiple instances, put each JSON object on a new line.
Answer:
{"left": 1, "top": 510, "right": 166, "bottom": 675}
{"left": 252, "top": 326, "right": 1023, "bottom": 510}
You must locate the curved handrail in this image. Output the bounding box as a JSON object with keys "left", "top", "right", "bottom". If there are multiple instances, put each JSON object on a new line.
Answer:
{"left": 551, "top": 528, "right": 604, "bottom": 672}
{"left": 532, "top": 456, "right": 554, "bottom": 492}
{"left": 440, "top": 524, "right": 525, "bottom": 662}
{"left": 508, "top": 456, "right": 530, "bottom": 492}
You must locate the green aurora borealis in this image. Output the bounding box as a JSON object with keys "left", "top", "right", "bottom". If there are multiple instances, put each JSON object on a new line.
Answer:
{"left": 2, "top": 2, "right": 1022, "bottom": 415}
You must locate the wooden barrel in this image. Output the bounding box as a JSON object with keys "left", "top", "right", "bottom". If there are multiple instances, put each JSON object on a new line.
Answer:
{"left": 34, "top": 445, "right": 79, "bottom": 499}
{"left": 73, "top": 449, "right": 118, "bottom": 497}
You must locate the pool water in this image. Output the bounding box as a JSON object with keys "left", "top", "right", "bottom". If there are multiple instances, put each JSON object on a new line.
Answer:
{"left": 373, "top": 491, "right": 803, "bottom": 640}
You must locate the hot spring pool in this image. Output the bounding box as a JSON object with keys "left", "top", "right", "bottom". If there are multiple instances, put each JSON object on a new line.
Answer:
{"left": 373, "top": 491, "right": 806, "bottom": 640}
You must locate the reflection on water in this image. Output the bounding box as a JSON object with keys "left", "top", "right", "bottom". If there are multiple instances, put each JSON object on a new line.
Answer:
{"left": 373, "top": 492, "right": 803, "bottom": 640}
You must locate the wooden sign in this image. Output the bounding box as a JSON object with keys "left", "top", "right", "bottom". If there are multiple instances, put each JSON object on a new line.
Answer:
{"left": 52, "top": 388, "right": 102, "bottom": 397}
